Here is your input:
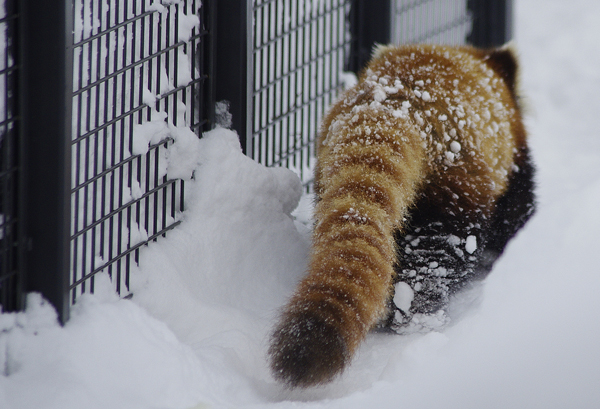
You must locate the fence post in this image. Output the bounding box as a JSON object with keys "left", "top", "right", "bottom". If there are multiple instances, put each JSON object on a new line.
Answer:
{"left": 347, "top": 0, "right": 391, "bottom": 74}
{"left": 467, "top": 0, "right": 513, "bottom": 47}
{"left": 0, "top": 0, "right": 21, "bottom": 312}
{"left": 19, "top": 0, "right": 73, "bottom": 323}
{"left": 213, "top": 0, "right": 252, "bottom": 155}
{"left": 200, "top": 0, "right": 217, "bottom": 133}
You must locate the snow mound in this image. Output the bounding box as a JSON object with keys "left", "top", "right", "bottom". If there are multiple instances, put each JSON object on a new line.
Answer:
{"left": 0, "top": 284, "right": 210, "bottom": 409}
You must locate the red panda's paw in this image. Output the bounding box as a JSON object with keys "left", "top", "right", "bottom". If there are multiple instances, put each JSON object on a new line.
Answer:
{"left": 269, "top": 309, "right": 349, "bottom": 388}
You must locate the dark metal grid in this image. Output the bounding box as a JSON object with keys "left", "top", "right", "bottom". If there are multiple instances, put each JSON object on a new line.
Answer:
{"left": 392, "top": 0, "right": 472, "bottom": 45}
{"left": 0, "top": 1, "right": 21, "bottom": 312}
{"left": 70, "top": 0, "right": 206, "bottom": 303}
{"left": 251, "top": 0, "right": 352, "bottom": 189}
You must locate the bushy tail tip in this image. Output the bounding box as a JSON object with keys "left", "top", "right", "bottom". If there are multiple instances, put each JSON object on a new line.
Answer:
{"left": 268, "top": 310, "right": 349, "bottom": 388}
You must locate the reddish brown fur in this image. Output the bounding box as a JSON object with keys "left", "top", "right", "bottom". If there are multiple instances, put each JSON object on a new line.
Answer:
{"left": 269, "top": 44, "right": 526, "bottom": 388}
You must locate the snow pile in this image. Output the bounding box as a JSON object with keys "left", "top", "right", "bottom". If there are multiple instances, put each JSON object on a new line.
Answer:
{"left": 0, "top": 285, "right": 210, "bottom": 409}
{"left": 131, "top": 127, "right": 306, "bottom": 314}
{"left": 2, "top": 0, "right": 600, "bottom": 408}
{"left": 126, "top": 128, "right": 311, "bottom": 405}
{"left": 0, "top": 127, "right": 310, "bottom": 408}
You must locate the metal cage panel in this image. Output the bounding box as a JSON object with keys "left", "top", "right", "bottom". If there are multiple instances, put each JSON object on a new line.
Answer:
{"left": 392, "top": 0, "right": 472, "bottom": 45}
{"left": 69, "top": 0, "right": 208, "bottom": 303}
{"left": 250, "top": 0, "right": 352, "bottom": 189}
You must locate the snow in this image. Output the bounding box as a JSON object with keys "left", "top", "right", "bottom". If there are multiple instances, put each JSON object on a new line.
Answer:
{"left": 2, "top": 0, "right": 600, "bottom": 408}
{"left": 450, "top": 140, "right": 461, "bottom": 153}
{"left": 465, "top": 235, "right": 477, "bottom": 254}
{"left": 393, "top": 282, "right": 414, "bottom": 313}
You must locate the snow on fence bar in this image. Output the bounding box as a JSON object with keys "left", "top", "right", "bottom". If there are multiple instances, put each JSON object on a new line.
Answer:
{"left": 0, "top": 0, "right": 512, "bottom": 318}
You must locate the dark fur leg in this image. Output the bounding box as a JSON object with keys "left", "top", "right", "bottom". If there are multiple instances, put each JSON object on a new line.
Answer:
{"left": 482, "top": 147, "right": 536, "bottom": 263}
{"left": 384, "top": 148, "right": 536, "bottom": 333}
{"left": 385, "top": 211, "right": 486, "bottom": 333}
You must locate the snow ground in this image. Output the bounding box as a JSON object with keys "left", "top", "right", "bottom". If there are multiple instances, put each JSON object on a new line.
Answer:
{"left": 2, "top": 0, "right": 600, "bottom": 408}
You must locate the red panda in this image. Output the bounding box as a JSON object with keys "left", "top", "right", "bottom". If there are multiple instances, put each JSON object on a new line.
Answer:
{"left": 269, "top": 44, "right": 535, "bottom": 388}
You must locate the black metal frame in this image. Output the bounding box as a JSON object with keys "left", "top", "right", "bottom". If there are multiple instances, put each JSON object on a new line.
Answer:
{"left": 0, "top": 0, "right": 22, "bottom": 313}
{"left": 347, "top": 0, "right": 391, "bottom": 74}
{"left": 18, "top": 0, "right": 73, "bottom": 323}
{"left": 214, "top": 0, "right": 251, "bottom": 154}
{"left": 467, "top": 0, "right": 513, "bottom": 47}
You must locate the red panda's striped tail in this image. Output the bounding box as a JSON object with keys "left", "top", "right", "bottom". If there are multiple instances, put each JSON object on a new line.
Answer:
{"left": 268, "top": 92, "right": 425, "bottom": 387}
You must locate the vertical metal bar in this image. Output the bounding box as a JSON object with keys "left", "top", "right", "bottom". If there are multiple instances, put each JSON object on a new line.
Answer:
{"left": 100, "top": 0, "right": 111, "bottom": 283}
{"left": 292, "top": 0, "right": 300, "bottom": 172}
{"left": 198, "top": 0, "right": 216, "bottom": 134}
{"left": 266, "top": 3, "right": 273, "bottom": 166}
{"left": 256, "top": 5, "right": 263, "bottom": 163}
{"left": 214, "top": 0, "right": 252, "bottom": 154}
{"left": 0, "top": 0, "right": 22, "bottom": 312}
{"left": 347, "top": 0, "right": 391, "bottom": 74}
{"left": 467, "top": 0, "right": 513, "bottom": 47}
{"left": 19, "top": 0, "right": 73, "bottom": 323}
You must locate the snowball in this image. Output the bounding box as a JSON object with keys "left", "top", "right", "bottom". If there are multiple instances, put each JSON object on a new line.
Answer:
{"left": 340, "top": 71, "right": 358, "bottom": 89}
{"left": 465, "top": 235, "right": 477, "bottom": 254}
{"left": 142, "top": 88, "right": 157, "bottom": 106}
{"left": 148, "top": 2, "right": 166, "bottom": 12}
{"left": 373, "top": 85, "right": 387, "bottom": 102}
{"left": 392, "top": 109, "right": 405, "bottom": 118}
{"left": 482, "top": 108, "right": 491, "bottom": 121}
{"left": 215, "top": 101, "right": 232, "bottom": 128}
{"left": 131, "top": 113, "right": 170, "bottom": 155}
{"left": 130, "top": 221, "right": 149, "bottom": 246}
{"left": 414, "top": 112, "right": 424, "bottom": 126}
{"left": 447, "top": 234, "right": 461, "bottom": 246}
{"left": 450, "top": 141, "right": 461, "bottom": 153}
{"left": 394, "top": 282, "right": 414, "bottom": 313}
{"left": 159, "top": 65, "right": 174, "bottom": 94}
{"left": 176, "top": 49, "right": 192, "bottom": 87}
{"left": 177, "top": 12, "right": 200, "bottom": 42}
{"left": 165, "top": 126, "right": 202, "bottom": 180}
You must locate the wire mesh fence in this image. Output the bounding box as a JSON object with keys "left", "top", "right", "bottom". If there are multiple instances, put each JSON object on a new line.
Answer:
{"left": 392, "top": 0, "right": 472, "bottom": 45}
{"left": 0, "top": 0, "right": 20, "bottom": 312}
{"left": 250, "top": 0, "right": 352, "bottom": 188}
{"left": 69, "top": 0, "right": 210, "bottom": 303}
{"left": 0, "top": 0, "right": 512, "bottom": 318}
